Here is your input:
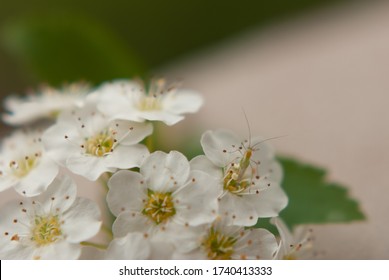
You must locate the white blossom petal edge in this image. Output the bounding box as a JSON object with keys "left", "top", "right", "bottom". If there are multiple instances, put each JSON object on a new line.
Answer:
{"left": 3, "top": 82, "right": 90, "bottom": 126}
{"left": 104, "top": 232, "right": 174, "bottom": 260}
{"left": 95, "top": 79, "right": 203, "bottom": 125}
{"left": 271, "top": 217, "right": 314, "bottom": 260}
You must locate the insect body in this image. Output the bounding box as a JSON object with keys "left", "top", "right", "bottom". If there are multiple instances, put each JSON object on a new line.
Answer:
{"left": 221, "top": 113, "right": 284, "bottom": 195}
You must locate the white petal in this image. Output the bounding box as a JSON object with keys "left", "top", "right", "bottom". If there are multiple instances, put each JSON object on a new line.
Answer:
{"left": 247, "top": 182, "right": 288, "bottom": 218}
{"left": 270, "top": 217, "right": 294, "bottom": 258}
{"left": 96, "top": 80, "right": 140, "bottom": 120}
{"left": 107, "top": 170, "right": 147, "bottom": 216}
{"left": 190, "top": 155, "right": 222, "bottom": 179}
{"left": 250, "top": 138, "right": 283, "bottom": 182}
{"left": 174, "top": 171, "right": 221, "bottom": 226}
{"left": 162, "top": 90, "right": 203, "bottom": 114}
{"left": 14, "top": 156, "right": 59, "bottom": 197}
{"left": 0, "top": 175, "right": 17, "bottom": 192}
{"left": 0, "top": 200, "right": 33, "bottom": 236}
{"left": 106, "top": 144, "right": 149, "bottom": 170}
{"left": 233, "top": 228, "right": 278, "bottom": 260}
{"left": 57, "top": 101, "right": 107, "bottom": 135}
{"left": 136, "top": 111, "right": 184, "bottom": 126}
{"left": 268, "top": 160, "right": 283, "bottom": 183}
{"left": 3, "top": 100, "right": 47, "bottom": 125}
{"left": 35, "top": 175, "right": 77, "bottom": 213}
{"left": 200, "top": 129, "right": 241, "bottom": 167}
{"left": 0, "top": 241, "right": 35, "bottom": 259}
{"left": 105, "top": 233, "right": 150, "bottom": 260}
{"left": 42, "top": 122, "right": 82, "bottom": 164}
{"left": 163, "top": 223, "right": 205, "bottom": 254}
{"left": 219, "top": 193, "right": 258, "bottom": 226}
{"left": 141, "top": 151, "right": 190, "bottom": 192}
{"left": 149, "top": 236, "right": 175, "bottom": 259}
{"left": 111, "top": 120, "right": 153, "bottom": 145}
{"left": 61, "top": 197, "right": 101, "bottom": 243}
{"left": 33, "top": 241, "right": 81, "bottom": 260}
{"left": 112, "top": 212, "right": 152, "bottom": 238}
{"left": 66, "top": 155, "right": 115, "bottom": 181}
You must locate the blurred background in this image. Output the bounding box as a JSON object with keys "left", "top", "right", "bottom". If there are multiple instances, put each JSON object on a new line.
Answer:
{"left": 1, "top": 0, "right": 389, "bottom": 259}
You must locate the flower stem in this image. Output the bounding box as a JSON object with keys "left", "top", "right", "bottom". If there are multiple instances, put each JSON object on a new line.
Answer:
{"left": 145, "top": 134, "right": 154, "bottom": 152}
{"left": 102, "top": 224, "right": 113, "bottom": 239}
{"left": 80, "top": 241, "right": 107, "bottom": 250}
{"left": 98, "top": 172, "right": 114, "bottom": 241}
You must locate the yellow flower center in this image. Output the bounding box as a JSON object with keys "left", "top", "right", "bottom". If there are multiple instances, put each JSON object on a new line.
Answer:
{"left": 31, "top": 215, "right": 62, "bottom": 246}
{"left": 202, "top": 227, "right": 237, "bottom": 260}
{"left": 223, "top": 162, "right": 252, "bottom": 194}
{"left": 142, "top": 190, "right": 175, "bottom": 224}
{"left": 9, "top": 155, "right": 39, "bottom": 178}
{"left": 84, "top": 133, "right": 114, "bottom": 157}
{"left": 138, "top": 96, "right": 161, "bottom": 111}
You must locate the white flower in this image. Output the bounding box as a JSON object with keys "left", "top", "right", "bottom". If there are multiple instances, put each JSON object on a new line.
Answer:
{"left": 0, "top": 130, "right": 59, "bottom": 197}
{"left": 0, "top": 175, "right": 101, "bottom": 259}
{"left": 107, "top": 151, "right": 220, "bottom": 240}
{"left": 94, "top": 79, "right": 203, "bottom": 125}
{"left": 42, "top": 102, "right": 152, "bottom": 181}
{"left": 271, "top": 217, "right": 314, "bottom": 260}
{"left": 3, "top": 82, "right": 90, "bottom": 126}
{"left": 191, "top": 129, "right": 288, "bottom": 226}
{"left": 173, "top": 219, "right": 278, "bottom": 260}
{"left": 104, "top": 232, "right": 174, "bottom": 260}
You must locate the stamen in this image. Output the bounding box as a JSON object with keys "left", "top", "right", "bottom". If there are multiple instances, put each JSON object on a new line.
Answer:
{"left": 31, "top": 214, "right": 62, "bottom": 246}
{"left": 9, "top": 154, "right": 39, "bottom": 178}
{"left": 142, "top": 190, "right": 175, "bottom": 224}
{"left": 84, "top": 131, "right": 115, "bottom": 157}
{"left": 202, "top": 227, "right": 237, "bottom": 260}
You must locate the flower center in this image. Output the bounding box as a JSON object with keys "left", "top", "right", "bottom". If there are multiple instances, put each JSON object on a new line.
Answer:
{"left": 142, "top": 189, "right": 176, "bottom": 224}
{"left": 223, "top": 162, "right": 252, "bottom": 194}
{"left": 202, "top": 227, "right": 237, "bottom": 260}
{"left": 31, "top": 215, "right": 62, "bottom": 246}
{"left": 138, "top": 96, "right": 161, "bottom": 111}
{"left": 84, "top": 132, "right": 114, "bottom": 157}
{"left": 9, "top": 155, "right": 39, "bottom": 178}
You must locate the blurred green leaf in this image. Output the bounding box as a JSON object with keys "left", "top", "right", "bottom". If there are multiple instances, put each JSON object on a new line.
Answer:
{"left": 1, "top": 14, "right": 146, "bottom": 85}
{"left": 277, "top": 157, "right": 366, "bottom": 228}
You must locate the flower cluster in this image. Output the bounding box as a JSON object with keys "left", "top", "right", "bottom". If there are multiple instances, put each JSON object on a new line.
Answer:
{"left": 0, "top": 78, "right": 307, "bottom": 260}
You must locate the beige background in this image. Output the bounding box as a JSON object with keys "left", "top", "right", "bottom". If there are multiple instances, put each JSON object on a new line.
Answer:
{"left": 158, "top": 0, "right": 389, "bottom": 259}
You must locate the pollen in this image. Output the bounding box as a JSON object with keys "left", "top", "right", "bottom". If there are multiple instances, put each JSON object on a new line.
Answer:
{"left": 9, "top": 154, "right": 39, "bottom": 178}
{"left": 138, "top": 96, "right": 162, "bottom": 111}
{"left": 202, "top": 227, "right": 237, "bottom": 260}
{"left": 84, "top": 131, "right": 115, "bottom": 157}
{"left": 31, "top": 215, "right": 62, "bottom": 246}
{"left": 142, "top": 190, "right": 176, "bottom": 224}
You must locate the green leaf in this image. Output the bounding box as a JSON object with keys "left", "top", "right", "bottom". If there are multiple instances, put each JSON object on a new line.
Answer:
{"left": 277, "top": 157, "right": 366, "bottom": 228}
{"left": 1, "top": 14, "right": 146, "bottom": 86}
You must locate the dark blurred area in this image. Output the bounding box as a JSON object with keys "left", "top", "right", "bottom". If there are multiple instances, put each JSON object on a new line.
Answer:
{"left": 0, "top": 0, "right": 349, "bottom": 96}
